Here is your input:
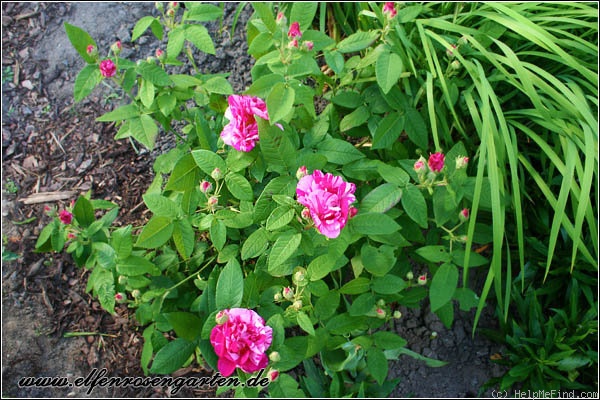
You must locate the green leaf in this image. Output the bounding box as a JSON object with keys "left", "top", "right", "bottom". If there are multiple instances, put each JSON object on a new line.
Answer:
{"left": 308, "top": 253, "right": 337, "bottom": 281}
{"left": 164, "top": 312, "right": 202, "bottom": 342}
{"left": 324, "top": 50, "right": 344, "bottom": 75}
{"left": 429, "top": 263, "right": 458, "bottom": 312}
{"left": 373, "top": 331, "right": 407, "bottom": 350}
{"left": 74, "top": 64, "right": 101, "bottom": 102}
{"left": 64, "top": 23, "right": 97, "bottom": 64}
{"left": 111, "top": 226, "right": 132, "bottom": 260}
{"left": 149, "top": 338, "right": 196, "bottom": 374}
{"left": 257, "top": 119, "right": 296, "bottom": 172}
{"left": 157, "top": 93, "right": 177, "bottom": 116}
{"left": 184, "top": 4, "right": 223, "bottom": 22}
{"left": 376, "top": 51, "right": 403, "bottom": 94}
{"left": 96, "top": 104, "right": 140, "bottom": 122}
{"left": 167, "top": 26, "right": 185, "bottom": 59}
{"left": 315, "top": 291, "right": 340, "bottom": 320}
{"left": 266, "top": 206, "right": 295, "bottom": 231}
{"left": 415, "top": 246, "right": 452, "bottom": 263}
{"left": 129, "top": 115, "right": 158, "bottom": 150}
{"left": 117, "top": 255, "right": 160, "bottom": 276}
{"left": 340, "top": 106, "right": 370, "bottom": 132}
{"left": 165, "top": 153, "right": 200, "bottom": 192}
{"left": 245, "top": 73, "right": 285, "bottom": 98}
{"left": 135, "top": 216, "right": 174, "bottom": 249}
{"left": 132, "top": 16, "right": 157, "bottom": 41}
{"left": 173, "top": 219, "right": 195, "bottom": 259}
{"left": 349, "top": 292, "right": 375, "bottom": 316}
{"left": 326, "top": 313, "right": 368, "bottom": 335}
{"left": 251, "top": 2, "right": 276, "bottom": 33}
{"left": 453, "top": 288, "right": 479, "bottom": 312}
{"left": 267, "top": 82, "right": 295, "bottom": 124}
{"left": 337, "top": 30, "right": 379, "bottom": 53}
{"left": 316, "top": 138, "right": 365, "bottom": 164}
{"left": 297, "top": 312, "right": 315, "bottom": 336}
{"left": 268, "top": 232, "right": 302, "bottom": 275}
{"left": 73, "top": 196, "right": 95, "bottom": 228}
{"left": 371, "top": 274, "right": 406, "bottom": 295}
{"left": 225, "top": 173, "right": 253, "bottom": 201}
{"left": 556, "top": 356, "right": 591, "bottom": 372}
{"left": 372, "top": 112, "right": 405, "bottom": 149}
{"left": 139, "top": 79, "right": 155, "bottom": 108}
{"left": 361, "top": 184, "right": 402, "bottom": 213}
{"left": 191, "top": 149, "right": 227, "bottom": 175}
{"left": 210, "top": 219, "right": 227, "bottom": 251}
{"left": 350, "top": 213, "right": 400, "bottom": 235}
{"left": 339, "top": 277, "right": 371, "bottom": 295}
{"left": 143, "top": 194, "right": 181, "bottom": 218}
{"left": 404, "top": 108, "right": 428, "bottom": 149}
{"left": 203, "top": 76, "right": 233, "bottom": 95}
{"left": 241, "top": 228, "right": 269, "bottom": 260}
{"left": 367, "top": 347, "right": 388, "bottom": 386}
{"left": 361, "top": 244, "right": 396, "bottom": 277}
{"left": 215, "top": 259, "right": 244, "bottom": 310}
{"left": 185, "top": 25, "right": 215, "bottom": 54}
{"left": 136, "top": 62, "right": 171, "bottom": 86}
{"left": 290, "top": 2, "right": 318, "bottom": 30}
{"left": 401, "top": 184, "right": 428, "bottom": 228}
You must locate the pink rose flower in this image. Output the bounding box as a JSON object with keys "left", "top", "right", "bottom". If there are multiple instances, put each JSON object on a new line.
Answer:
{"left": 296, "top": 170, "right": 356, "bottom": 239}
{"left": 383, "top": 2, "right": 397, "bottom": 18}
{"left": 59, "top": 210, "right": 73, "bottom": 225}
{"left": 99, "top": 59, "right": 116, "bottom": 78}
{"left": 221, "top": 95, "right": 270, "bottom": 152}
{"left": 428, "top": 152, "right": 445, "bottom": 173}
{"left": 210, "top": 308, "right": 273, "bottom": 377}
{"left": 288, "top": 21, "right": 301, "bottom": 38}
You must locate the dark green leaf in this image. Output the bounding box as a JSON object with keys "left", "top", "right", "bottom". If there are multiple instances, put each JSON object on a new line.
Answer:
{"left": 149, "top": 338, "right": 196, "bottom": 374}
{"left": 429, "top": 263, "right": 458, "bottom": 312}
{"left": 215, "top": 259, "right": 244, "bottom": 310}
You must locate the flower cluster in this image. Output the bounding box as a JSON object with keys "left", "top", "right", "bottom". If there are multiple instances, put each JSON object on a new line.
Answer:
{"left": 296, "top": 169, "right": 357, "bottom": 239}
{"left": 221, "top": 95, "right": 270, "bottom": 152}
{"left": 210, "top": 308, "right": 273, "bottom": 377}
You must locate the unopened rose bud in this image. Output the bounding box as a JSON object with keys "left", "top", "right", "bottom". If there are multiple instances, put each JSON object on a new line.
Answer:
{"left": 301, "top": 208, "right": 311, "bottom": 220}
{"left": 283, "top": 287, "right": 294, "bottom": 301}
{"left": 59, "top": 210, "right": 73, "bottom": 225}
{"left": 288, "top": 39, "right": 299, "bottom": 49}
{"left": 166, "top": 8, "right": 175, "bottom": 17}
{"left": 292, "top": 267, "right": 307, "bottom": 286}
{"left": 86, "top": 44, "right": 98, "bottom": 58}
{"left": 44, "top": 205, "right": 52, "bottom": 212}
{"left": 393, "top": 310, "right": 402, "bottom": 319}
{"left": 199, "top": 180, "right": 213, "bottom": 194}
{"left": 67, "top": 232, "right": 76, "bottom": 240}
{"left": 211, "top": 168, "right": 223, "bottom": 181}
{"left": 99, "top": 59, "right": 117, "bottom": 78}
{"left": 267, "top": 368, "right": 279, "bottom": 382}
{"left": 276, "top": 11, "right": 286, "bottom": 26}
{"left": 207, "top": 196, "right": 219, "bottom": 210}
{"left": 456, "top": 235, "right": 468, "bottom": 243}
{"left": 111, "top": 40, "right": 122, "bottom": 55}
{"left": 155, "top": 48, "right": 166, "bottom": 61}
{"left": 418, "top": 274, "right": 427, "bottom": 285}
{"left": 146, "top": 56, "right": 156, "bottom": 64}
{"left": 349, "top": 207, "right": 358, "bottom": 218}
{"left": 115, "top": 292, "right": 127, "bottom": 303}
{"left": 455, "top": 156, "right": 469, "bottom": 169}
{"left": 414, "top": 159, "right": 427, "bottom": 174}
{"left": 155, "top": 2, "right": 164, "bottom": 11}
{"left": 458, "top": 35, "right": 468, "bottom": 46}
{"left": 168, "top": 1, "right": 179, "bottom": 9}
{"left": 383, "top": 2, "right": 397, "bottom": 19}
{"left": 304, "top": 41, "right": 314, "bottom": 51}
{"left": 459, "top": 208, "right": 469, "bottom": 222}
{"left": 132, "top": 289, "right": 141, "bottom": 298}
{"left": 451, "top": 60, "right": 461, "bottom": 70}
{"left": 274, "top": 292, "right": 283, "bottom": 302}
{"left": 406, "top": 271, "right": 414, "bottom": 280}
{"left": 296, "top": 165, "right": 307, "bottom": 180}
{"left": 376, "top": 308, "right": 386, "bottom": 319}
{"left": 377, "top": 299, "right": 386, "bottom": 307}
{"left": 269, "top": 351, "right": 281, "bottom": 362}
{"left": 446, "top": 44, "right": 457, "bottom": 58}
{"left": 428, "top": 152, "right": 445, "bottom": 173}
{"left": 118, "top": 275, "right": 128, "bottom": 285}
{"left": 288, "top": 21, "right": 301, "bottom": 38}
{"left": 292, "top": 299, "right": 303, "bottom": 310}
{"left": 215, "top": 310, "right": 228, "bottom": 324}
{"left": 431, "top": 331, "right": 438, "bottom": 339}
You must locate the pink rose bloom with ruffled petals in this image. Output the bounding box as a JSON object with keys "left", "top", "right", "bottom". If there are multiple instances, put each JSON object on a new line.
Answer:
{"left": 296, "top": 170, "right": 357, "bottom": 239}
{"left": 210, "top": 308, "right": 273, "bottom": 377}
{"left": 99, "top": 59, "right": 116, "bottom": 78}
{"left": 428, "top": 152, "right": 445, "bottom": 173}
{"left": 220, "top": 95, "right": 270, "bottom": 152}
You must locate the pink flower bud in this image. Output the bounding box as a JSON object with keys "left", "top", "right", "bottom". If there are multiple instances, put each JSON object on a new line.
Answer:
{"left": 446, "top": 44, "right": 457, "bottom": 58}
{"left": 67, "top": 232, "right": 76, "bottom": 240}
{"left": 383, "top": 2, "right": 397, "bottom": 18}
{"left": 456, "top": 156, "right": 469, "bottom": 170}
{"left": 211, "top": 168, "right": 223, "bottom": 181}
{"left": 304, "top": 41, "right": 314, "bottom": 51}
{"left": 44, "top": 205, "right": 52, "bottom": 212}
{"left": 349, "top": 207, "right": 358, "bottom": 218}
{"left": 296, "top": 166, "right": 307, "bottom": 180}
{"left": 292, "top": 299, "right": 303, "bottom": 310}
{"left": 428, "top": 152, "right": 445, "bottom": 173}
{"left": 276, "top": 12, "right": 286, "bottom": 25}
{"left": 288, "top": 39, "right": 299, "bottom": 49}
{"left": 414, "top": 159, "right": 427, "bottom": 174}
{"left": 114, "top": 293, "right": 127, "bottom": 303}
{"left": 169, "top": 1, "right": 179, "bottom": 9}
{"left": 86, "top": 44, "right": 97, "bottom": 58}
{"left": 59, "top": 210, "right": 73, "bottom": 225}
{"left": 283, "top": 286, "right": 294, "bottom": 301}
{"left": 376, "top": 308, "right": 386, "bottom": 319}
{"left": 418, "top": 274, "right": 427, "bottom": 285}
{"left": 215, "top": 310, "right": 229, "bottom": 324}
{"left": 301, "top": 208, "right": 311, "bottom": 220}
{"left": 288, "top": 21, "right": 301, "bottom": 38}
{"left": 207, "top": 196, "right": 219, "bottom": 208}
{"left": 267, "top": 368, "right": 279, "bottom": 382}
{"left": 200, "top": 180, "right": 213, "bottom": 194}
{"left": 99, "top": 59, "right": 116, "bottom": 78}
{"left": 155, "top": 48, "right": 165, "bottom": 60}
{"left": 111, "top": 40, "right": 122, "bottom": 55}
{"left": 167, "top": 8, "right": 175, "bottom": 17}
{"left": 459, "top": 208, "right": 469, "bottom": 222}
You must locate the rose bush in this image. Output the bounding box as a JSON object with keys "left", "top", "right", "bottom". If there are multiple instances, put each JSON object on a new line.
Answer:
{"left": 36, "top": 2, "right": 500, "bottom": 397}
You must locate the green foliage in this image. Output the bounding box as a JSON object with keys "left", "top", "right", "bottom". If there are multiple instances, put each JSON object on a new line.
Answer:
{"left": 40, "top": 1, "right": 598, "bottom": 397}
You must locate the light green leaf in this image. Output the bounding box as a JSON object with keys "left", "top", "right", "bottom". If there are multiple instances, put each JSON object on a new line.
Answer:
{"left": 350, "top": 213, "right": 400, "bottom": 235}
{"left": 376, "top": 51, "right": 403, "bottom": 94}
{"left": 290, "top": 2, "right": 318, "bottom": 30}
{"left": 401, "top": 184, "right": 428, "bottom": 228}
{"left": 225, "top": 173, "right": 253, "bottom": 201}
{"left": 74, "top": 64, "right": 101, "bottom": 102}
{"left": 191, "top": 149, "right": 227, "bottom": 175}
{"left": 111, "top": 225, "right": 132, "bottom": 260}
{"left": 215, "top": 259, "right": 244, "bottom": 309}
{"left": 415, "top": 246, "right": 452, "bottom": 263}
{"left": 266, "top": 206, "right": 295, "bottom": 231}
{"left": 297, "top": 312, "right": 315, "bottom": 336}
{"left": 316, "top": 138, "right": 365, "bottom": 164}
{"left": 367, "top": 347, "right": 388, "bottom": 385}
{"left": 241, "top": 228, "right": 269, "bottom": 260}
{"left": 268, "top": 232, "right": 302, "bottom": 275}
{"left": 404, "top": 108, "right": 428, "bottom": 149}
{"left": 185, "top": 25, "right": 215, "bottom": 54}
{"left": 337, "top": 30, "right": 379, "bottom": 53}
{"left": 173, "top": 219, "right": 195, "bottom": 259}
{"left": 210, "top": 219, "right": 226, "bottom": 251}
{"left": 429, "top": 263, "right": 458, "bottom": 312}
{"left": 267, "top": 82, "right": 295, "bottom": 124}
{"left": 135, "top": 216, "right": 174, "bottom": 249}
{"left": 340, "top": 106, "right": 370, "bottom": 131}
{"left": 132, "top": 16, "right": 157, "bottom": 41}
{"left": 117, "top": 255, "right": 160, "bottom": 276}
{"left": 136, "top": 62, "right": 171, "bottom": 87}
{"left": 361, "top": 183, "right": 402, "bottom": 213}
{"left": 143, "top": 194, "right": 181, "bottom": 218}
{"left": 372, "top": 112, "right": 405, "bottom": 149}
{"left": 139, "top": 79, "right": 155, "bottom": 108}
{"left": 64, "top": 23, "right": 97, "bottom": 64}
{"left": 165, "top": 154, "right": 200, "bottom": 192}
{"left": 96, "top": 104, "right": 140, "bottom": 122}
